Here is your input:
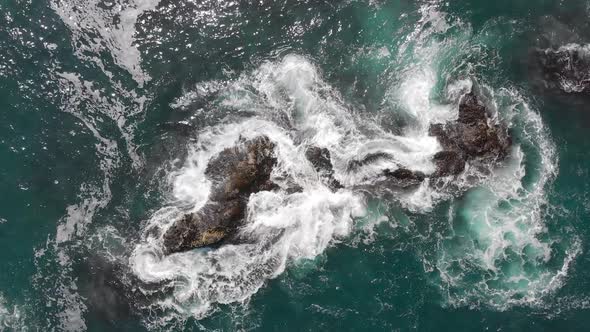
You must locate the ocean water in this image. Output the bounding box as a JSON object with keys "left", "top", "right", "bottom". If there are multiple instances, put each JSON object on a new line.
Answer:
{"left": 2, "top": 0, "right": 590, "bottom": 330}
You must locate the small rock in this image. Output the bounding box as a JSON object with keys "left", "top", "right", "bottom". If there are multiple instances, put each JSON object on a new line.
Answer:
{"left": 381, "top": 168, "right": 426, "bottom": 188}
{"left": 305, "top": 146, "right": 343, "bottom": 190}
{"left": 429, "top": 91, "right": 511, "bottom": 176}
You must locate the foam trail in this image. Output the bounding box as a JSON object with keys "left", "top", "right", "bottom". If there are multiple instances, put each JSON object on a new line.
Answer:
{"left": 30, "top": 70, "right": 130, "bottom": 331}
{"left": 51, "top": 0, "right": 160, "bottom": 86}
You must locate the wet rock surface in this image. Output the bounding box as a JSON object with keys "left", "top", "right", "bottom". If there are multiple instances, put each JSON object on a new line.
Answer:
{"left": 429, "top": 92, "right": 511, "bottom": 176}
{"left": 305, "top": 146, "right": 343, "bottom": 190}
{"left": 379, "top": 168, "right": 426, "bottom": 188}
{"left": 163, "top": 136, "right": 277, "bottom": 254}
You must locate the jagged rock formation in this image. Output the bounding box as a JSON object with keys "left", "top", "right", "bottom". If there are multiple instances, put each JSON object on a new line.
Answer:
{"left": 305, "top": 146, "right": 343, "bottom": 190}
{"left": 379, "top": 168, "right": 426, "bottom": 188}
{"left": 429, "top": 92, "right": 511, "bottom": 176}
{"left": 163, "top": 136, "right": 277, "bottom": 254}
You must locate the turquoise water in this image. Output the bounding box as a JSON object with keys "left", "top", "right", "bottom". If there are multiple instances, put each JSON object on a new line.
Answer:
{"left": 2, "top": 0, "right": 590, "bottom": 330}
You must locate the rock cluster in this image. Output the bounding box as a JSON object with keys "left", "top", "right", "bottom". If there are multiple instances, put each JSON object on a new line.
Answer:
{"left": 163, "top": 91, "right": 511, "bottom": 253}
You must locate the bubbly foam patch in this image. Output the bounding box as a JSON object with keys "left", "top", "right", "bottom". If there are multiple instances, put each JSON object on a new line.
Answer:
{"left": 555, "top": 43, "right": 590, "bottom": 93}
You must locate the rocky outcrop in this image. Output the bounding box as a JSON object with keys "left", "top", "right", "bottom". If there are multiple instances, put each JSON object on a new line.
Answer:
{"left": 431, "top": 151, "right": 465, "bottom": 177}
{"left": 163, "top": 92, "right": 511, "bottom": 254}
{"left": 429, "top": 92, "right": 511, "bottom": 176}
{"left": 163, "top": 136, "right": 277, "bottom": 254}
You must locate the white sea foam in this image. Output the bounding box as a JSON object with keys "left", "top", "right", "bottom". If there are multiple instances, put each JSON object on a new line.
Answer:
{"left": 131, "top": 119, "right": 366, "bottom": 321}
{"left": 216, "top": 54, "right": 444, "bottom": 185}
{"left": 390, "top": 2, "right": 579, "bottom": 310}
{"left": 0, "top": 294, "right": 22, "bottom": 331}
{"left": 130, "top": 52, "right": 464, "bottom": 324}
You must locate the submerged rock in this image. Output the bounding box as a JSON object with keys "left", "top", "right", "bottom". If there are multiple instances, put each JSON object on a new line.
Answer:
{"left": 79, "top": 256, "right": 132, "bottom": 323}
{"left": 429, "top": 92, "right": 511, "bottom": 176}
{"left": 163, "top": 136, "right": 277, "bottom": 254}
{"left": 535, "top": 44, "right": 590, "bottom": 94}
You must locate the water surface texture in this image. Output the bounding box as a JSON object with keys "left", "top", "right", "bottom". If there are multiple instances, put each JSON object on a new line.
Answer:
{"left": 2, "top": 0, "right": 590, "bottom": 331}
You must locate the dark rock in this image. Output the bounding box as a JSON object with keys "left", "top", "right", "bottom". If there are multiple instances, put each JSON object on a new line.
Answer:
{"left": 305, "top": 147, "right": 333, "bottom": 173}
{"left": 305, "top": 146, "right": 343, "bottom": 190}
{"left": 307, "top": 147, "right": 426, "bottom": 189}
{"left": 205, "top": 136, "right": 278, "bottom": 200}
{"left": 457, "top": 92, "right": 488, "bottom": 125}
{"left": 381, "top": 168, "right": 425, "bottom": 188}
{"left": 432, "top": 151, "right": 465, "bottom": 177}
{"left": 163, "top": 136, "right": 277, "bottom": 254}
{"left": 347, "top": 152, "right": 427, "bottom": 189}
{"left": 347, "top": 152, "right": 394, "bottom": 171}
{"left": 429, "top": 92, "right": 511, "bottom": 176}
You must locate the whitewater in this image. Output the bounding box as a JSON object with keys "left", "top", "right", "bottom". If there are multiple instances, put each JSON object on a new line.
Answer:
{"left": 126, "top": 5, "right": 578, "bottom": 326}
{"left": 1, "top": 0, "right": 588, "bottom": 330}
